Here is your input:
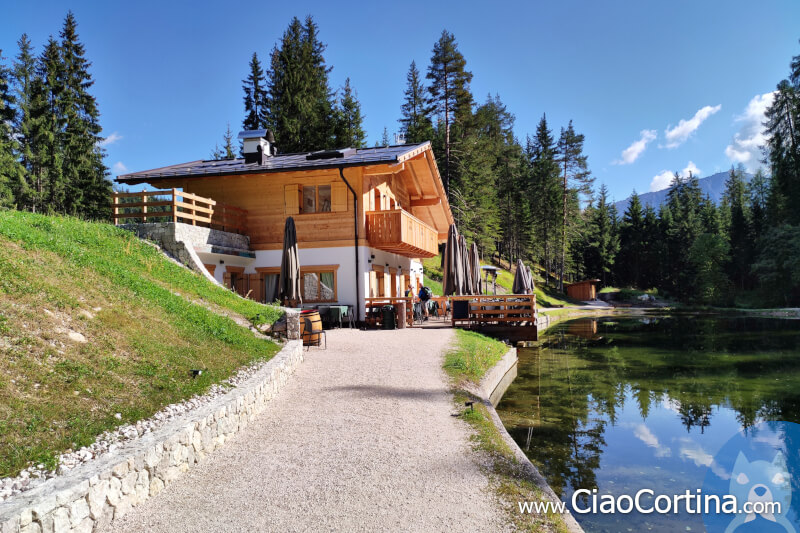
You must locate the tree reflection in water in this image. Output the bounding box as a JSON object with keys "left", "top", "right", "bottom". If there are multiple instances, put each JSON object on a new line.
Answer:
{"left": 496, "top": 315, "right": 800, "bottom": 528}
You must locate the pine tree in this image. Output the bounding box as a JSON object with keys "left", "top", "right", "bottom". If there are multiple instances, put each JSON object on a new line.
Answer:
{"left": 764, "top": 78, "right": 799, "bottom": 224}
{"left": 242, "top": 52, "right": 267, "bottom": 132}
{"left": 266, "top": 16, "right": 337, "bottom": 153}
{"left": 379, "top": 127, "right": 390, "bottom": 146}
{"left": 722, "top": 165, "right": 751, "bottom": 289}
{"left": 59, "top": 12, "right": 110, "bottom": 218}
{"left": 584, "top": 184, "right": 619, "bottom": 286}
{"left": 618, "top": 191, "right": 645, "bottom": 287}
{"left": 426, "top": 30, "right": 473, "bottom": 197}
{"left": 528, "top": 115, "right": 562, "bottom": 286}
{"left": 748, "top": 169, "right": 769, "bottom": 244}
{"left": 11, "top": 34, "right": 36, "bottom": 207}
{"left": 398, "top": 61, "right": 433, "bottom": 144}
{"left": 211, "top": 123, "right": 236, "bottom": 159}
{"left": 556, "top": 121, "right": 593, "bottom": 290}
{"left": 333, "top": 78, "right": 366, "bottom": 148}
{"left": 0, "top": 49, "right": 22, "bottom": 206}
{"left": 30, "top": 37, "right": 63, "bottom": 213}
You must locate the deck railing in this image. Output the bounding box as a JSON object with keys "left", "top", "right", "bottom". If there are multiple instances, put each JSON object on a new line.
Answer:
{"left": 449, "top": 294, "right": 537, "bottom": 329}
{"left": 111, "top": 189, "right": 247, "bottom": 234}
{"left": 365, "top": 209, "right": 438, "bottom": 258}
{"left": 364, "top": 297, "right": 414, "bottom": 327}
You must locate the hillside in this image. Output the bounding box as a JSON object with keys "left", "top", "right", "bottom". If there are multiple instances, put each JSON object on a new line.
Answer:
{"left": 0, "top": 210, "right": 282, "bottom": 477}
{"left": 613, "top": 170, "right": 752, "bottom": 214}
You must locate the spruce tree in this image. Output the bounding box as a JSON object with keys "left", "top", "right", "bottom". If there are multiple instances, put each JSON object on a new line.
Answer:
{"left": 0, "top": 49, "right": 22, "bottom": 206}
{"left": 426, "top": 30, "right": 473, "bottom": 197}
{"left": 266, "top": 16, "right": 337, "bottom": 152}
{"left": 242, "top": 52, "right": 267, "bottom": 132}
{"left": 764, "top": 78, "right": 799, "bottom": 224}
{"left": 11, "top": 34, "right": 36, "bottom": 207}
{"left": 722, "top": 165, "right": 751, "bottom": 289}
{"left": 333, "top": 78, "right": 366, "bottom": 148}
{"left": 59, "top": 12, "right": 110, "bottom": 218}
{"left": 399, "top": 61, "right": 433, "bottom": 144}
{"left": 379, "top": 127, "right": 390, "bottom": 146}
{"left": 211, "top": 123, "right": 236, "bottom": 159}
{"left": 584, "top": 184, "right": 619, "bottom": 286}
{"left": 618, "top": 191, "right": 645, "bottom": 287}
{"left": 556, "top": 121, "right": 593, "bottom": 290}
{"left": 528, "top": 115, "right": 562, "bottom": 285}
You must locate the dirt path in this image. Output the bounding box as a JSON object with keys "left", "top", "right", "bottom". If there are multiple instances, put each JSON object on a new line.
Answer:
{"left": 107, "top": 327, "right": 509, "bottom": 533}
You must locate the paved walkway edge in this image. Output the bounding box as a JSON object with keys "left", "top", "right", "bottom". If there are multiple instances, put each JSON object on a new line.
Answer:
{"left": 475, "top": 348, "right": 585, "bottom": 533}
{"left": 0, "top": 340, "right": 304, "bottom": 533}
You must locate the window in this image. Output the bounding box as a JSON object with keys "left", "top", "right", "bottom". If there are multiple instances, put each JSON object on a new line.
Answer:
{"left": 301, "top": 185, "right": 332, "bottom": 214}
{"left": 300, "top": 266, "right": 338, "bottom": 302}
{"left": 303, "top": 186, "right": 316, "bottom": 213}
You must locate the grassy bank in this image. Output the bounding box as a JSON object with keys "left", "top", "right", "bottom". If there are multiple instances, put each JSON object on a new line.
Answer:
{"left": 0, "top": 210, "right": 282, "bottom": 477}
{"left": 445, "top": 329, "right": 567, "bottom": 532}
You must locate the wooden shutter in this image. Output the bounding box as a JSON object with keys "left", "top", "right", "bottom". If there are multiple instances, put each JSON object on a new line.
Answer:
{"left": 204, "top": 264, "right": 216, "bottom": 277}
{"left": 369, "top": 270, "right": 377, "bottom": 297}
{"left": 331, "top": 183, "right": 347, "bottom": 212}
{"left": 284, "top": 184, "right": 301, "bottom": 215}
{"left": 248, "top": 273, "right": 263, "bottom": 302}
{"left": 223, "top": 272, "right": 232, "bottom": 289}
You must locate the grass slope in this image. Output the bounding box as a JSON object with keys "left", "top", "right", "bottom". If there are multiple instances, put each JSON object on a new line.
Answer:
{"left": 0, "top": 210, "right": 282, "bottom": 477}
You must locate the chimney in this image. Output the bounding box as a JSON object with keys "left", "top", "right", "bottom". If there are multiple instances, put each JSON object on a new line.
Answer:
{"left": 238, "top": 129, "right": 276, "bottom": 164}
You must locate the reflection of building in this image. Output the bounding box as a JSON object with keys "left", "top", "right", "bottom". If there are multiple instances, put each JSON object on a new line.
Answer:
{"left": 116, "top": 131, "right": 453, "bottom": 317}
{"left": 566, "top": 279, "right": 600, "bottom": 301}
{"left": 567, "top": 319, "right": 599, "bottom": 340}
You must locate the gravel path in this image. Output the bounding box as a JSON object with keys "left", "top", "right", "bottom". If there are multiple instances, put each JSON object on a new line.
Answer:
{"left": 108, "top": 327, "right": 509, "bottom": 532}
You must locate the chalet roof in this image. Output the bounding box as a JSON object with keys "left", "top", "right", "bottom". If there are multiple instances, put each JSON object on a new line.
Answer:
{"left": 116, "top": 142, "right": 431, "bottom": 184}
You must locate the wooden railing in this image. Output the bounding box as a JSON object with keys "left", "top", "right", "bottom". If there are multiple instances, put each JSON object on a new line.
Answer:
{"left": 449, "top": 294, "right": 537, "bottom": 329}
{"left": 111, "top": 189, "right": 247, "bottom": 234}
{"left": 364, "top": 297, "right": 414, "bottom": 327}
{"left": 365, "top": 209, "right": 438, "bottom": 258}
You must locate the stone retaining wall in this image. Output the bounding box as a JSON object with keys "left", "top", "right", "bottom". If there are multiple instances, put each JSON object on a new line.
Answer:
{"left": 0, "top": 340, "right": 303, "bottom": 533}
{"left": 119, "top": 223, "right": 250, "bottom": 284}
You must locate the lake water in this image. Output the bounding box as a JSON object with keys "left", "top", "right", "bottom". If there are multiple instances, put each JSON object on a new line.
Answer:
{"left": 495, "top": 315, "right": 800, "bottom": 533}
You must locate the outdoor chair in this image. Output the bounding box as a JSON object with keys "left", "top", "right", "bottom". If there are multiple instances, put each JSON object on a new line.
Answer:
{"left": 302, "top": 316, "right": 327, "bottom": 350}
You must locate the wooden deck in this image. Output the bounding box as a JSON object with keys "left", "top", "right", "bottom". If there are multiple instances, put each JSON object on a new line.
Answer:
{"left": 111, "top": 189, "right": 248, "bottom": 234}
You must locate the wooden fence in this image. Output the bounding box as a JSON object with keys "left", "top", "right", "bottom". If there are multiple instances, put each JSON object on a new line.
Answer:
{"left": 111, "top": 189, "right": 247, "bottom": 234}
{"left": 449, "top": 294, "right": 537, "bottom": 329}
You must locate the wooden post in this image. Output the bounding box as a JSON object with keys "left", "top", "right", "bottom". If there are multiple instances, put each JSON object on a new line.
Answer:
{"left": 142, "top": 190, "right": 148, "bottom": 222}
{"left": 171, "top": 189, "right": 178, "bottom": 223}
{"left": 112, "top": 194, "right": 119, "bottom": 225}
{"left": 190, "top": 197, "right": 196, "bottom": 226}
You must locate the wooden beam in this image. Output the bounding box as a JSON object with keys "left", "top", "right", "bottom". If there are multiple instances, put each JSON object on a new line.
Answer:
{"left": 409, "top": 197, "right": 440, "bottom": 207}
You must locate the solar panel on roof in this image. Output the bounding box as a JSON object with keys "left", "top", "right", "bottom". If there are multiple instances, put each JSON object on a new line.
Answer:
{"left": 237, "top": 129, "right": 268, "bottom": 139}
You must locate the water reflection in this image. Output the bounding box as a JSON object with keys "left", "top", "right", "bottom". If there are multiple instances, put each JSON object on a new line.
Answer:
{"left": 496, "top": 315, "right": 800, "bottom": 532}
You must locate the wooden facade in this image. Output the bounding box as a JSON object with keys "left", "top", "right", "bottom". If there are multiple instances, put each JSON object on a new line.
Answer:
{"left": 125, "top": 147, "right": 452, "bottom": 256}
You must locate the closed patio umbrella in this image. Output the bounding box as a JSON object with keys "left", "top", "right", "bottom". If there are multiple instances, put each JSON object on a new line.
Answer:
{"left": 442, "top": 225, "right": 465, "bottom": 296}
{"left": 278, "top": 217, "right": 301, "bottom": 306}
{"left": 512, "top": 259, "right": 533, "bottom": 295}
{"left": 460, "top": 235, "right": 472, "bottom": 295}
{"left": 469, "top": 243, "right": 482, "bottom": 295}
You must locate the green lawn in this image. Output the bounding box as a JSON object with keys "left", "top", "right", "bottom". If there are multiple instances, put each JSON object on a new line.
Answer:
{"left": 443, "top": 329, "right": 508, "bottom": 382}
{"left": 0, "top": 210, "right": 282, "bottom": 476}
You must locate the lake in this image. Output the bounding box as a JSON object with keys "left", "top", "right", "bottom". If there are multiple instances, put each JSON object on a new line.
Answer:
{"left": 495, "top": 315, "right": 800, "bottom": 533}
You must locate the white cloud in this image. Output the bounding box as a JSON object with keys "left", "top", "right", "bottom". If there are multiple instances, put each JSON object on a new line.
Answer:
{"left": 649, "top": 161, "right": 702, "bottom": 192}
{"left": 112, "top": 162, "right": 128, "bottom": 174}
{"left": 631, "top": 423, "right": 671, "bottom": 457}
{"left": 650, "top": 170, "right": 675, "bottom": 192}
{"left": 664, "top": 105, "right": 721, "bottom": 148}
{"left": 679, "top": 438, "right": 730, "bottom": 480}
{"left": 614, "top": 129, "right": 657, "bottom": 165}
{"left": 99, "top": 132, "right": 123, "bottom": 147}
{"left": 725, "top": 91, "right": 775, "bottom": 171}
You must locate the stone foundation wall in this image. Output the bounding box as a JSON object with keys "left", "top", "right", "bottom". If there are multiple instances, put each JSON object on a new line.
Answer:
{"left": 0, "top": 340, "right": 303, "bottom": 533}
{"left": 119, "top": 223, "right": 250, "bottom": 283}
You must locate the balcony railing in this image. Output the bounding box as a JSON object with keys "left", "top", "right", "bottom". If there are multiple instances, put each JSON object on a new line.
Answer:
{"left": 365, "top": 208, "right": 438, "bottom": 258}
{"left": 111, "top": 189, "right": 248, "bottom": 234}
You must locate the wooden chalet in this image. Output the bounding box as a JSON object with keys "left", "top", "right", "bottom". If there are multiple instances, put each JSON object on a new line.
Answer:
{"left": 115, "top": 130, "right": 454, "bottom": 320}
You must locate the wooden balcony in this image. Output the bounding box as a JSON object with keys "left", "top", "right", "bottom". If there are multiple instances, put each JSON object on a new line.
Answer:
{"left": 365, "top": 209, "right": 438, "bottom": 258}
{"left": 111, "top": 189, "right": 247, "bottom": 234}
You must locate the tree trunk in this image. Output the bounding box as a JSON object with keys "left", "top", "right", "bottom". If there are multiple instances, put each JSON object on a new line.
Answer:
{"left": 560, "top": 157, "right": 568, "bottom": 292}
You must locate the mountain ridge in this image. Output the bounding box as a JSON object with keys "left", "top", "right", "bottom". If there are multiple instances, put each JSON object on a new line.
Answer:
{"left": 613, "top": 170, "right": 752, "bottom": 215}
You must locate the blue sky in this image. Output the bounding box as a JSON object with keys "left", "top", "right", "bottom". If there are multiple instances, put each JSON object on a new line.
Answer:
{"left": 2, "top": 0, "right": 798, "bottom": 201}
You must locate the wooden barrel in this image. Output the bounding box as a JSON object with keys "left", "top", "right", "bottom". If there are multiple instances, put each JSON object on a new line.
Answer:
{"left": 300, "top": 310, "right": 322, "bottom": 346}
